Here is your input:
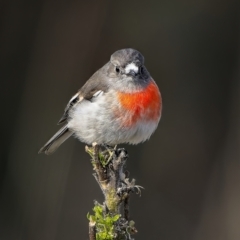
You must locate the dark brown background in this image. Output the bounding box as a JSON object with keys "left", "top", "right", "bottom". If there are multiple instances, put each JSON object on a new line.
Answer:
{"left": 1, "top": 1, "right": 240, "bottom": 239}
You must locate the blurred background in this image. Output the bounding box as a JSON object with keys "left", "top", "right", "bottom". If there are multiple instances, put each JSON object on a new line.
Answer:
{"left": 1, "top": 0, "right": 240, "bottom": 239}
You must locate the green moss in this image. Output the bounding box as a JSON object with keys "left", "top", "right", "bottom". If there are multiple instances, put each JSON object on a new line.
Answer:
{"left": 86, "top": 146, "right": 110, "bottom": 167}
{"left": 87, "top": 205, "right": 120, "bottom": 240}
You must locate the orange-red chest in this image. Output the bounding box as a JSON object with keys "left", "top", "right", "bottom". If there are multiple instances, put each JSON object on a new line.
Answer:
{"left": 117, "top": 81, "right": 162, "bottom": 126}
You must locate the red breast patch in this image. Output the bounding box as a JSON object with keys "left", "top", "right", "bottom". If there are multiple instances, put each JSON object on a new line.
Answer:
{"left": 117, "top": 81, "right": 162, "bottom": 127}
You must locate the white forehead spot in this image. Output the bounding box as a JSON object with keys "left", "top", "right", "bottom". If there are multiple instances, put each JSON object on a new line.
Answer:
{"left": 125, "top": 63, "right": 138, "bottom": 74}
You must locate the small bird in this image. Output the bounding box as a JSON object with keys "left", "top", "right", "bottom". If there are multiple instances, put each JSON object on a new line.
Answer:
{"left": 39, "top": 48, "right": 162, "bottom": 155}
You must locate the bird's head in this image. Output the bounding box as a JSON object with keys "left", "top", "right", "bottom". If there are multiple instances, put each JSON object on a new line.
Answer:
{"left": 107, "top": 48, "right": 151, "bottom": 91}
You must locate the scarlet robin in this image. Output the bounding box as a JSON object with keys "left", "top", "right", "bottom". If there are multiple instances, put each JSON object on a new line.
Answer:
{"left": 39, "top": 48, "right": 162, "bottom": 155}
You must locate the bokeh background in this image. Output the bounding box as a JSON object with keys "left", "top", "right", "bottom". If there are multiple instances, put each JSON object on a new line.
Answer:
{"left": 1, "top": 1, "right": 240, "bottom": 239}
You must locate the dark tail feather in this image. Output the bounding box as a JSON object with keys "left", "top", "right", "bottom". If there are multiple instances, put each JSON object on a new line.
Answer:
{"left": 39, "top": 125, "right": 73, "bottom": 155}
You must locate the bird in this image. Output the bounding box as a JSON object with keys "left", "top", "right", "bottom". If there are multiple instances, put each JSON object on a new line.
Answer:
{"left": 39, "top": 48, "right": 162, "bottom": 155}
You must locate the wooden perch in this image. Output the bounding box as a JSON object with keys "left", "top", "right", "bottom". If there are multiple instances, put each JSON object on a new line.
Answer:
{"left": 86, "top": 144, "right": 140, "bottom": 240}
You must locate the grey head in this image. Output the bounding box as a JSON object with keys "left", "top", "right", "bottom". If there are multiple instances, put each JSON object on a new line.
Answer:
{"left": 111, "top": 48, "right": 144, "bottom": 71}
{"left": 106, "top": 49, "right": 150, "bottom": 89}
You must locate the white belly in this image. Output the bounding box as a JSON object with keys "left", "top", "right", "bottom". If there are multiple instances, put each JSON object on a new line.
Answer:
{"left": 67, "top": 92, "right": 159, "bottom": 145}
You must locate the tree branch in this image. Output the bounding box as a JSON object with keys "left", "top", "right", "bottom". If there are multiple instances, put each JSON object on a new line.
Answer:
{"left": 89, "top": 221, "right": 96, "bottom": 240}
{"left": 86, "top": 145, "right": 141, "bottom": 239}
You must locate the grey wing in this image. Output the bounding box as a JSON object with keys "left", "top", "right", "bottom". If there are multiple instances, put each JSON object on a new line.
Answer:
{"left": 79, "top": 68, "right": 109, "bottom": 101}
{"left": 58, "top": 66, "right": 109, "bottom": 124}
{"left": 58, "top": 93, "right": 81, "bottom": 124}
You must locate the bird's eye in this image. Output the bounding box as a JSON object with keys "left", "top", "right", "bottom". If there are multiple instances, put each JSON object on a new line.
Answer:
{"left": 140, "top": 66, "right": 144, "bottom": 74}
{"left": 115, "top": 67, "right": 120, "bottom": 73}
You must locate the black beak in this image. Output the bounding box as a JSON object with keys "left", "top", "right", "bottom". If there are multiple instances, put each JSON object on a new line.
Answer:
{"left": 128, "top": 70, "right": 137, "bottom": 76}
